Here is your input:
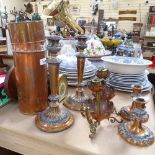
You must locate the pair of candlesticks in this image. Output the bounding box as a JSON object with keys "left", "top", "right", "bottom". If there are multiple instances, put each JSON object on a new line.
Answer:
{"left": 35, "top": 37, "right": 112, "bottom": 133}
{"left": 35, "top": 34, "right": 89, "bottom": 132}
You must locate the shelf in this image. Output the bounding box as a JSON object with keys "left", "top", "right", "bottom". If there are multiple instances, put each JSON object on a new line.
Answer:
{"left": 143, "top": 46, "right": 155, "bottom": 49}
{"left": 144, "top": 36, "right": 155, "bottom": 38}
{"left": 148, "top": 12, "right": 155, "bottom": 15}
{"left": 0, "top": 54, "right": 13, "bottom": 59}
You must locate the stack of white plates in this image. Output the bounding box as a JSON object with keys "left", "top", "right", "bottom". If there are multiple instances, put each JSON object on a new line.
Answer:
{"left": 58, "top": 55, "right": 97, "bottom": 86}
{"left": 107, "top": 72, "right": 152, "bottom": 92}
{"left": 60, "top": 64, "right": 96, "bottom": 86}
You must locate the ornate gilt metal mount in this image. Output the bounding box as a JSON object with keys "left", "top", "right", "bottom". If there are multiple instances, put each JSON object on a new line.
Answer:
{"left": 81, "top": 106, "right": 99, "bottom": 138}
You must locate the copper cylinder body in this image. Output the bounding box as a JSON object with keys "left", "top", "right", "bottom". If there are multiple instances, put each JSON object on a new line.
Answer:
{"left": 49, "top": 63, "right": 59, "bottom": 96}
{"left": 8, "top": 21, "right": 45, "bottom": 51}
{"left": 14, "top": 51, "right": 48, "bottom": 114}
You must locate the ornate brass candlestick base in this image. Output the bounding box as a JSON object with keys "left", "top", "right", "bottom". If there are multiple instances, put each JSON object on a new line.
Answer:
{"left": 118, "top": 107, "right": 154, "bottom": 146}
{"left": 64, "top": 53, "right": 89, "bottom": 111}
{"left": 64, "top": 87, "right": 89, "bottom": 111}
{"left": 35, "top": 95, "right": 74, "bottom": 132}
{"left": 35, "top": 58, "right": 74, "bottom": 132}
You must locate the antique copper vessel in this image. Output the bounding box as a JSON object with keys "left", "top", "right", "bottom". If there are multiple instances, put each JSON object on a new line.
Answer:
{"left": 8, "top": 21, "right": 45, "bottom": 51}
{"left": 64, "top": 53, "right": 89, "bottom": 111}
{"left": 14, "top": 51, "right": 48, "bottom": 114}
{"left": 118, "top": 97, "right": 154, "bottom": 146}
{"left": 35, "top": 57, "right": 74, "bottom": 132}
{"left": 8, "top": 21, "right": 48, "bottom": 114}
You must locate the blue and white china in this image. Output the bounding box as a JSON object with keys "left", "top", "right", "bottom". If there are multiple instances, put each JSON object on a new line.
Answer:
{"left": 102, "top": 56, "right": 152, "bottom": 74}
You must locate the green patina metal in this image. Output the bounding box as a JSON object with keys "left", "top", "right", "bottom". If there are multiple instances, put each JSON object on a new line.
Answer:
{"left": 0, "top": 88, "right": 10, "bottom": 107}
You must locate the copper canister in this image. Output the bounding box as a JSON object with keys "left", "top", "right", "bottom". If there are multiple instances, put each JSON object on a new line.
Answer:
{"left": 8, "top": 21, "right": 45, "bottom": 51}
{"left": 14, "top": 50, "right": 48, "bottom": 114}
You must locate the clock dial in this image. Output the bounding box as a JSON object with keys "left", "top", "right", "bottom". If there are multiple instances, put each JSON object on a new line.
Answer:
{"left": 59, "top": 74, "right": 68, "bottom": 102}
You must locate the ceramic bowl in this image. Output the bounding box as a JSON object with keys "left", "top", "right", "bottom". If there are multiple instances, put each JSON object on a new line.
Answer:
{"left": 102, "top": 56, "right": 152, "bottom": 74}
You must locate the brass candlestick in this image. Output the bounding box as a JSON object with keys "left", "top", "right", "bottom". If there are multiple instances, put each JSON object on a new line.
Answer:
{"left": 118, "top": 97, "right": 154, "bottom": 146}
{"left": 64, "top": 53, "right": 89, "bottom": 111}
{"left": 119, "top": 85, "right": 144, "bottom": 121}
{"left": 35, "top": 58, "right": 74, "bottom": 132}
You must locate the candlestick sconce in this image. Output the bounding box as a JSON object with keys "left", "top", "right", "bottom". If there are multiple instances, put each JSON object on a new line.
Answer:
{"left": 46, "top": 35, "right": 62, "bottom": 58}
{"left": 75, "top": 35, "right": 88, "bottom": 52}
{"left": 118, "top": 97, "right": 154, "bottom": 146}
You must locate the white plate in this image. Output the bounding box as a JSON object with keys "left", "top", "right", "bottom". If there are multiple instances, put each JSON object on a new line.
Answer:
{"left": 67, "top": 73, "right": 95, "bottom": 80}
{"left": 108, "top": 76, "right": 146, "bottom": 81}
{"left": 108, "top": 80, "right": 146, "bottom": 88}
{"left": 60, "top": 70, "right": 96, "bottom": 77}
{"left": 60, "top": 65, "right": 96, "bottom": 74}
{"left": 68, "top": 79, "right": 91, "bottom": 86}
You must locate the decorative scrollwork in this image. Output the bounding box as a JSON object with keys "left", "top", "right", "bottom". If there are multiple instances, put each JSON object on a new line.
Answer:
{"left": 108, "top": 116, "right": 123, "bottom": 123}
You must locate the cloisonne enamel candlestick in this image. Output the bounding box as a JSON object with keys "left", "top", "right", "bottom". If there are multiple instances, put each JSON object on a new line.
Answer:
{"left": 35, "top": 36, "right": 74, "bottom": 132}
{"left": 64, "top": 35, "right": 89, "bottom": 111}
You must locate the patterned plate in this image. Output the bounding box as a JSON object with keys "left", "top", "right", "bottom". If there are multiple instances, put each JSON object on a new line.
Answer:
{"left": 107, "top": 81, "right": 152, "bottom": 92}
